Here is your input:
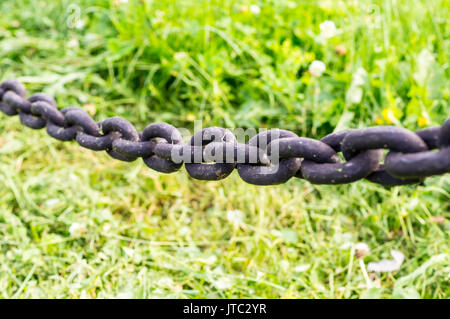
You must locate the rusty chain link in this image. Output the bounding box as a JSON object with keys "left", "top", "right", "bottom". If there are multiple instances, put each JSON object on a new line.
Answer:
{"left": 1, "top": 79, "right": 449, "bottom": 186}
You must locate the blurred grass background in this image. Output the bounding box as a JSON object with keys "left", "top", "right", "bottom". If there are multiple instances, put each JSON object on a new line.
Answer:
{"left": 0, "top": 0, "right": 449, "bottom": 298}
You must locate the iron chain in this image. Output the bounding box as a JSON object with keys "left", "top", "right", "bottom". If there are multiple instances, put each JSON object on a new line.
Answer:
{"left": 1, "top": 79, "right": 449, "bottom": 186}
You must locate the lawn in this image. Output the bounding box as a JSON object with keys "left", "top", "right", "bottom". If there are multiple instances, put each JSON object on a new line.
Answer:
{"left": 0, "top": 0, "right": 449, "bottom": 298}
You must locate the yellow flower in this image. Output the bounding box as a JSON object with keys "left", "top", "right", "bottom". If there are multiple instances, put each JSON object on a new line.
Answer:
{"left": 375, "top": 116, "right": 384, "bottom": 125}
{"left": 418, "top": 115, "right": 429, "bottom": 127}
{"left": 381, "top": 107, "right": 396, "bottom": 124}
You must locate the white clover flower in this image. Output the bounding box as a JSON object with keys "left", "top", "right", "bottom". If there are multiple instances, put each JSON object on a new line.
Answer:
{"left": 214, "top": 276, "right": 233, "bottom": 290}
{"left": 122, "top": 247, "right": 134, "bottom": 257}
{"left": 22, "top": 248, "right": 41, "bottom": 262}
{"left": 178, "top": 226, "right": 191, "bottom": 236}
{"left": 213, "top": 265, "right": 225, "bottom": 274}
{"left": 174, "top": 51, "right": 188, "bottom": 61}
{"left": 294, "top": 264, "right": 310, "bottom": 273}
{"left": 352, "top": 67, "right": 367, "bottom": 86}
{"left": 256, "top": 271, "right": 265, "bottom": 280}
{"left": 308, "top": 60, "right": 326, "bottom": 77}
{"left": 279, "top": 260, "right": 290, "bottom": 271}
{"left": 154, "top": 10, "right": 165, "bottom": 25}
{"left": 198, "top": 254, "right": 217, "bottom": 265}
{"left": 319, "top": 20, "right": 337, "bottom": 39}
{"left": 354, "top": 242, "right": 370, "bottom": 258}
{"left": 414, "top": 49, "right": 435, "bottom": 86}
{"left": 45, "top": 198, "right": 61, "bottom": 208}
{"left": 74, "top": 19, "right": 85, "bottom": 30}
{"left": 69, "top": 222, "right": 87, "bottom": 237}
{"left": 158, "top": 276, "right": 174, "bottom": 288}
{"left": 286, "top": 1, "right": 296, "bottom": 8}
{"left": 367, "top": 249, "right": 405, "bottom": 272}
{"left": 204, "top": 254, "right": 217, "bottom": 265}
{"left": 227, "top": 209, "right": 244, "bottom": 226}
{"left": 346, "top": 86, "right": 363, "bottom": 104}
{"left": 155, "top": 10, "right": 165, "bottom": 18}
{"left": 69, "top": 282, "right": 82, "bottom": 290}
{"left": 336, "top": 232, "right": 354, "bottom": 250}
{"left": 417, "top": 49, "right": 434, "bottom": 69}
{"left": 346, "top": 67, "right": 367, "bottom": 104}
{"left": 250, "top": 5, "right": 261, "bottom": 15}
{"left": 122, "top": 247, "right": 142, "bottom": 263}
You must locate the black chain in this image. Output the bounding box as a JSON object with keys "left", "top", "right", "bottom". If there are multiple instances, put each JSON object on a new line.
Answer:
{"left": 1, "top": 79, "right": 449, "bottom": 186}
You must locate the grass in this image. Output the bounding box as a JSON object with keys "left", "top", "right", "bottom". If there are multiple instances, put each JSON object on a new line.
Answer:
{"left": 0, "top": 0, "right": 449, "bottom": 298}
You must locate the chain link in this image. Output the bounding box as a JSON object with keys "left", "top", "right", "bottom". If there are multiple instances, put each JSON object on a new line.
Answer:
{"left": 1, "top": 79, "right": 449, "bottom": 186}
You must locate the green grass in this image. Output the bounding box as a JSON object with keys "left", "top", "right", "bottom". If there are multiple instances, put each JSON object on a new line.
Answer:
{"left": 0, "top": 0, "right": 449, "bottom": 298}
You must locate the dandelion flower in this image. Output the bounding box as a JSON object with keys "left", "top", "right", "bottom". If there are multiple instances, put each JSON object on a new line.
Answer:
{"left": 319, "top": 20, "right": 337, "bottom": 39}
{"left": 381, "top": 107, "right": 397, "bottom": 124}
{"left": 308, "top": 60, "right": 326, "bottom": 77}
{"left": 375, "top": 116, "right": 384, "bottom": 125}
{"left": 367, "top": 249, "right": 405, "bottom": 272}
{"left": 417, "top": 114, "right": 429, "bottom": 127}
